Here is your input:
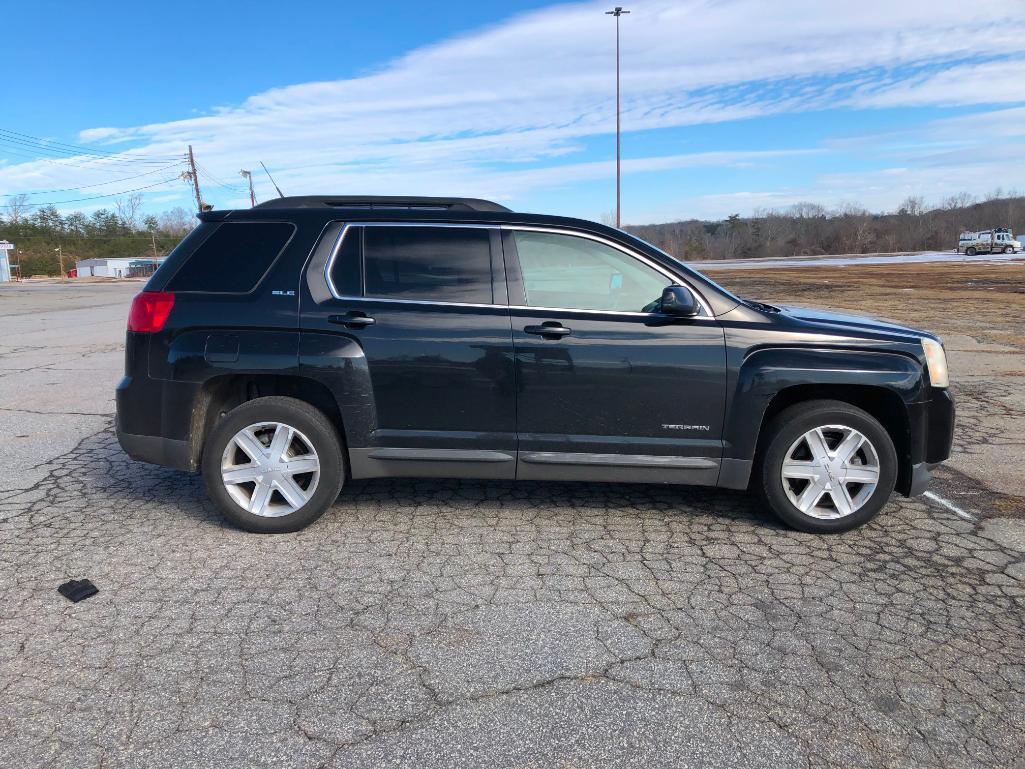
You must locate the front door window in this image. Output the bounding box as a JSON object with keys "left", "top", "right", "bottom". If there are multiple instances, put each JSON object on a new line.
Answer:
{"left": 513, "top": 231, "right": 670, "bottom": 313}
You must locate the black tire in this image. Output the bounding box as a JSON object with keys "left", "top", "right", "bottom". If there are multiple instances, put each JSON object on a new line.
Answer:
{"left": 201, "top": 396, "right": 345, "bottom": 533}
{"left": 1005, "top": 246, "right": 1014, "bottom": 254}
{"left": 966, "top": 247, "right": 977, "bottom": 256}
{"left": 757, "top": 399, "right": 897, "bottom": 534}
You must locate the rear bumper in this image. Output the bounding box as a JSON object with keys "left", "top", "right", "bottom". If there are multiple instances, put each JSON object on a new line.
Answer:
{"left": 115, "top": 371, "right": 199, "bottom": 472}
{"left": 116, "top": 424, "right": 193, "bottom": 472}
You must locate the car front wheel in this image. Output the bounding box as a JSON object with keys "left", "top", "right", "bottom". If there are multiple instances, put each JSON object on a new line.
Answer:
{"left": 202, "top": 396, "right": 345, "bottom": 533}
{"left": 757, "top": 400, "right": 897, "bottom": 533}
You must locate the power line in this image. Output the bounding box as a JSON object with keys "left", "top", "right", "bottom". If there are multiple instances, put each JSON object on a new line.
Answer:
{"left": 6, "top": 162, "right": 185, "bottom": 196}
{"left": 0, "top": 126, "right": 181, "bottom": 159}
{"left": 0, "top": 137, "right": 180, "bottom": 166}
{"left": 195, "top": 162, "right": 245, "bottom": 192}
{"left": 0, "top": 127, "right": 181, "bottom": 163}
{"left": 0, "top": 142, "right": 186, "bottom": 172}
{"left": 4, "top": 177, "right": 182, "bottom": 208}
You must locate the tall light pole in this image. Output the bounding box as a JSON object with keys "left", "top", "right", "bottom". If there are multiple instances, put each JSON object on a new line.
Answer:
{"left": 606, "top": 6, "right": 629, "bottom": 229}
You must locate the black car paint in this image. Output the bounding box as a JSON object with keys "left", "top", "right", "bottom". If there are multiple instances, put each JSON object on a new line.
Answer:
{"left": 116, "top": 205, "right": 954, "bottom": 498}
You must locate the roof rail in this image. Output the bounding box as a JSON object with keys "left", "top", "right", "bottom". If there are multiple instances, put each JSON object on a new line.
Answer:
{"left": 253, "top": 195, "right": 511, "bottom": 213}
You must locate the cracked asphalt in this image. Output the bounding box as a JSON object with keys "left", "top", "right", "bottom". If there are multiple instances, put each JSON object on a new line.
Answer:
{"left": 2, "top": 278, "right": 1024, "bottom": 769}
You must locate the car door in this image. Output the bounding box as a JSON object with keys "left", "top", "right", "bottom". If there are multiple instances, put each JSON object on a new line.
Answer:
{"left": 504, "top": 227, "right": 727, "bottom": 485}
{"left": 300, "top": 222, "right": 516, "bottom": 479}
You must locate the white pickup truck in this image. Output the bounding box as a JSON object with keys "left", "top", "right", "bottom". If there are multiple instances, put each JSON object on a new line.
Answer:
{"left": 957, "top": 228, "right": 1021, "bottom": 255}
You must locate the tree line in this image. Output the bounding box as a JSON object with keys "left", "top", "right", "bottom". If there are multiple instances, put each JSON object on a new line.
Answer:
{"left": 624, "top": 192, "right": 1025, "bottom": 261}
{"left": 0, "top": 193, "right": 195, "bottom": 276}
{"left": 3, "top": 190, "right": 1024, "bottom": 276}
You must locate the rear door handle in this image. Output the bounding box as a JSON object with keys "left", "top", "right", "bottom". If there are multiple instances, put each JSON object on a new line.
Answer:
{"left": 524, "top": 323, "right": 571, "bottom": 339}
{"left": 329, "top": 312, "right": 375, "bottom": 328}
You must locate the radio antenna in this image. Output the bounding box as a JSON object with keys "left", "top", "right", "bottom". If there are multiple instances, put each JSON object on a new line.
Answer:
{"left": 259, "top": 161, "right": 285, "bottom": 198}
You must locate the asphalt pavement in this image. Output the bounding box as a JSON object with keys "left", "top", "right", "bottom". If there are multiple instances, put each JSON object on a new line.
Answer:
{"left": 1, "top": 280, "right": 1023, "bottom": 769}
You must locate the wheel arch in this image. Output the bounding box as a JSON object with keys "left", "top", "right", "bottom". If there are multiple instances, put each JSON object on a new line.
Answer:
{"left": 752, "top": 384, "right": 912, "bottom": 494}
{"left": 187, "top": 373, "right": 349, "bottom": 472}
{"left": 721, "top": 347, "right": 924, "bottom": 494}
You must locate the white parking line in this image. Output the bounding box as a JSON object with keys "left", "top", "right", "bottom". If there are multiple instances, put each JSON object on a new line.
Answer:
{"left": 923, "top": 491, "right": 978, "bottom": 523}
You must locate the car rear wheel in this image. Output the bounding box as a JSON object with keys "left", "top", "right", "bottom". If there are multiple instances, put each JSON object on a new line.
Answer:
{"left": 757, "top": 400, "right": 897, "bottom": 533}
{"left": 202, "top": 396, "right": 345, "bottom": 533}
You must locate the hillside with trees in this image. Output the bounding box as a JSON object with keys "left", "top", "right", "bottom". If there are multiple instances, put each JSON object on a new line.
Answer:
{"left": 3, "top": 191, "right": 1024, "bottom": 276}
{"left": 625, "top": 192, "right": 1025, "bottom": 261}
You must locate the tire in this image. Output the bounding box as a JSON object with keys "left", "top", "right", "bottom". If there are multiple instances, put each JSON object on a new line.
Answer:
{"left": 201, "top": 396, "right": 345, "bottom": 533}
{"left": 1004, "top": 246, "right": 1014, "bottom": 254}
{"left": 757, "top": 399, "right": 897, "bottom": 534}
{"left": 966, "top": 247, "right": 977, "bottom": 256}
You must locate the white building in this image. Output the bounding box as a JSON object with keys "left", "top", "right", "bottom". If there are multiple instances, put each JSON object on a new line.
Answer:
{"left": 75, "top": 257, "right": 163, "bottom": 278}
{"left": 0, "top": 241, "right": 13, "bottom": 282}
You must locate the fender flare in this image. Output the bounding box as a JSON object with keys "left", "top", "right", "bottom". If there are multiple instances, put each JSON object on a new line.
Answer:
{"left": 718, "top": 346, "right": 925, "bottom": 489}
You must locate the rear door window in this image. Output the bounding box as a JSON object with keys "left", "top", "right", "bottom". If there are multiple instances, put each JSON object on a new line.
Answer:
{"left": 362, "top": 226, "right": 493, "bottom": 304}
{"left": 165, "top": 221, "right": 295, "bottom": 293}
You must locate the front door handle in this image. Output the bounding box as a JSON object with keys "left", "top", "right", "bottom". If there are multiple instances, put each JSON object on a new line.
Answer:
{"left": 524, "top": 322, "right": 571, "bottom": 339}
{"left": 329, "top": 312, "right": 376, "bottom": 328}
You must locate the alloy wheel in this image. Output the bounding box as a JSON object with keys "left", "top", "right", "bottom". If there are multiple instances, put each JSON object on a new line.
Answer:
{"left": 780, "top": 424, "right": 880, "bottom": 519}
{"left": 220, "top": 421, "right": 321, "bottom": 517}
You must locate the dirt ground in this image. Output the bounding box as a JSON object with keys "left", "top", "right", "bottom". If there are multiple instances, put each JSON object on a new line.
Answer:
{"left": 707, "top": 261, "right": 1025, "bottom": 510}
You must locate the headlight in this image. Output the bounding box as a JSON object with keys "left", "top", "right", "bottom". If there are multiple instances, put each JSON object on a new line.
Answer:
{"left": 921, "top": 338, "right": 948, "bottom": 388}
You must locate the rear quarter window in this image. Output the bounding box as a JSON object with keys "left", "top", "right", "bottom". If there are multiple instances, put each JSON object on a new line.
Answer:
{"left": 165, "top": 221, "right": 296, "bottom": 293}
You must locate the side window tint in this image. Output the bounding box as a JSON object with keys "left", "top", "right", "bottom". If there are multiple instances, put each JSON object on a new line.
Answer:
{"left": 166, "top": 222, "right": 295, "bottom": 293}
{"left": 513, "top": 231, "right": 670, "bottom": 312}
{"left": 363, "top": 226, "right": 492, "bottom": 303}
{"left": 327, "top": 226, "right": 362, "bottom": 296}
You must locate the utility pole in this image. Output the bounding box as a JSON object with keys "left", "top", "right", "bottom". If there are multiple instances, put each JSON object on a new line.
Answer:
{"left": 240, "top": 169, "right": 257, "bottom": 207}
{"left": 606, "top": 6, "right": 629, "bottom": 229}
{"left": 183, "top": 145, "right": 206, "bottom": 212}
{"left": 54, "top": 245, "right": 64, "bottom": 280}
{"left": 151, "top": 230, "right": 158, "bottom": 258}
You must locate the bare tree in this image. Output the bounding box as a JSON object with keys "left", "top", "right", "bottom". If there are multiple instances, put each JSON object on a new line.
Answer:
{"left": 4, "top": 194, "right": 30, "bottom": 224}
{"left": 942, "top": 191, "right": 975, "bottom": 210}
{"left": 897, "top": 196, "right": 924, "bottom": 217}
{"left": 157, "top": 206, "right": 194, "bottom": 235}
{"left": 115, "top": 193, "right": 144, "bottom": 227}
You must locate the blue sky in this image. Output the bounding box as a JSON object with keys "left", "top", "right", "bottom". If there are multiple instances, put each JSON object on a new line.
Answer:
{"left": 3, "top": 0, "right": 1025, "bottom": 224}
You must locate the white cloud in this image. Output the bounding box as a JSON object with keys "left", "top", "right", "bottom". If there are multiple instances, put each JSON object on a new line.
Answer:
{"left": 849, "top": 59, "right": 1025, "bottom": 108}
{"left": 3, "top": 0, "right": 1025, "bottom": 218}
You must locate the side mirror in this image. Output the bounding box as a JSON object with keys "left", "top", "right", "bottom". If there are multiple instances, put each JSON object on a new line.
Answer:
{"left": 660, "top": 284, "right": 700, "bottom": 317}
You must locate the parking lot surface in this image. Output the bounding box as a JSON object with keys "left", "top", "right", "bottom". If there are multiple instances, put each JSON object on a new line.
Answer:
{"left": 1, "top": 274, "right": 1024, "bottom": 769}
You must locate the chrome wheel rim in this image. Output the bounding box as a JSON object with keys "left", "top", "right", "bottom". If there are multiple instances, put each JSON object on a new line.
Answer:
{"left": 220, "top": 421, "right": 320, "bottom": 518}
{"left": 781, "top": 424, "right": 880, "bottom": 520}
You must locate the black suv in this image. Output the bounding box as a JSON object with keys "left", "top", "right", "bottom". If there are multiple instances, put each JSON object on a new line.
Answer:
{"left": 116, "top": 196, "right": 954, "bottom": 534}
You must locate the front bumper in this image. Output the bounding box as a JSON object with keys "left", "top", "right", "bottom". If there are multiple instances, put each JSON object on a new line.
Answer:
{"left": 900, "top": 388, "right": 955, "bottom": 496}
{"left": 907, "top": 461, "right": 941, "bottom": 496}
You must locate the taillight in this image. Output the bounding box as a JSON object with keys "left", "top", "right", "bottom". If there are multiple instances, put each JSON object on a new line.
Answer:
{"left": 127, "top": 291, "right": 175, "bottom": 333}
